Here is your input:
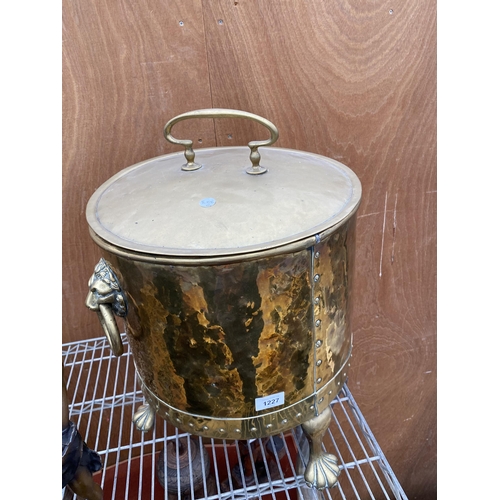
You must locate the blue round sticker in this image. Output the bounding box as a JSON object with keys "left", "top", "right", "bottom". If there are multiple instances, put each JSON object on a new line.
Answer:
{"left": 199, "top": 197, "right": 216, "bottom": 208}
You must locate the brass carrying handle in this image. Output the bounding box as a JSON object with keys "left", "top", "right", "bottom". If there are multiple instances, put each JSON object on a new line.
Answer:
{"left": 163, "top": 108, "right": 279, "bottom": 175}
{"left": 95, "top": 304, "right": 124, "bottom": 357}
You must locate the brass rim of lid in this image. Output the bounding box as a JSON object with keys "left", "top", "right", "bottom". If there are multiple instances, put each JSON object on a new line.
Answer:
{"left": 87, "top": 146, "right": 362, "bottom": 263}
{"left": 88, "top": 207, "right": 359, "bottom": 265}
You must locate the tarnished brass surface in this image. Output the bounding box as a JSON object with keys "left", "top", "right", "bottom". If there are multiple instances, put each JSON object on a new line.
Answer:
{"left": 163, "top": 109, "right": 279, "bottom": 174}
{"left": 312, "top": 215, "right": 356, "bottom": 396}
{"left": 137, "top": 354, "right": 350, "bottom": 440}
{"left": 93, "top": 219, "right": 355, "bottom": 440}
{"left": 109, "top": 248, "right": 315, "bottom": 418}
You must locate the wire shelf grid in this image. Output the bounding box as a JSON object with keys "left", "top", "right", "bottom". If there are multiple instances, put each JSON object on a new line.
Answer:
{"left": 62, "top": 335, "right": 408, "bottom": 500}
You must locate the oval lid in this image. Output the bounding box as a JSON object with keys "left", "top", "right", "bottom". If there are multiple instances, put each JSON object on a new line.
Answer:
{"left": 86, "top": 146, "right": 362, "bottom": 258}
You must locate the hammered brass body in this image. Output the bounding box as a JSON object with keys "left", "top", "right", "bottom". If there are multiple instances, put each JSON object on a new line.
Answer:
{"left": 98, "top": 216, "right": 356, "bottom": 440}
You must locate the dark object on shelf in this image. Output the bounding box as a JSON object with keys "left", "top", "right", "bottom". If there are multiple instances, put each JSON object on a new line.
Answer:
{"left": 156, "top": 436, "right": 217, "bottom": 499}
{"left": 224, "top": 435, "right": 286, "bottom": 491}
{"left": 62, "top": 371, "right": 103, "bottom": 500}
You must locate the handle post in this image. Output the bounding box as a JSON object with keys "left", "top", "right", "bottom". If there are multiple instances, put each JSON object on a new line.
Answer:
{"left": 163, "top": 109, "right": 279, "bottom": 174}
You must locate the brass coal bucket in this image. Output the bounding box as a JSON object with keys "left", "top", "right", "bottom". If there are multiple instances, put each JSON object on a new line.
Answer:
{"left": 85, "top": 109, "right": 362, "bottom": 490}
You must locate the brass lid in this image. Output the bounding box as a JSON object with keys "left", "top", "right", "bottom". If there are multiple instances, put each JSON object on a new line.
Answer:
{"left": 86, "top": 146, "right": 361, "bottom": 258}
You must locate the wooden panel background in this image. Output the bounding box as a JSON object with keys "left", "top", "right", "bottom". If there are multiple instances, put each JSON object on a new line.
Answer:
{"left": 63, "top": 0, "right": 436, "bottom": 497}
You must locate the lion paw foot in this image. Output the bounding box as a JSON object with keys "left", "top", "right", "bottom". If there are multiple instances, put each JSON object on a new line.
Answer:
{"left": 304, "top": 453, "right": 341, "bottom": 490}
{"left": 133, "top": 403, "right": 155, "bottom": 432}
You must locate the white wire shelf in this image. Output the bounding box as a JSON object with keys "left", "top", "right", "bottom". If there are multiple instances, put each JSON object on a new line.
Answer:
{"left": 62, "top": 334, "right": 408, "bottom": 500}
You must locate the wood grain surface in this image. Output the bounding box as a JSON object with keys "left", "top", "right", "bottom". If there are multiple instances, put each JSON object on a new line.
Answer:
{"left": 63, "top": 0, "right": 436, "bottom": 497}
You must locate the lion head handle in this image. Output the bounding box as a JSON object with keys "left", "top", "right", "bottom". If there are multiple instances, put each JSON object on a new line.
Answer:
{"left": 86, "top": 258, "right": 127, "bottom": 356}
